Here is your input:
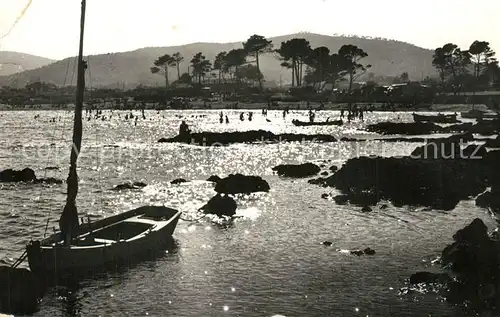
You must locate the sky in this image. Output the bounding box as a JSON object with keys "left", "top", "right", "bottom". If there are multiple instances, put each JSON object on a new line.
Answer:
{"left": 0, "top": 0, "right": 499, "bottom": 60}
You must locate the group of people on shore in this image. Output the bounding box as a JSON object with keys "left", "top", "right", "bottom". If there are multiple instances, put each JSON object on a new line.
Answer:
{"left": 340, "top": 104, "right": 367, "bottom": 122}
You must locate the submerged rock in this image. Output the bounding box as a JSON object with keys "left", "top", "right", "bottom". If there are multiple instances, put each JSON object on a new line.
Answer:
{"left": 111, "top": 181, "right": 147, "bottom": 191}
{"left": 158, "top": 130, "right": 337, "bottom": 145}
{"left": 271, "top": 163, "right": 321, "bottom": 178}
{"left": 200, "top": 194, "right": 237, "bottom": 217}
{"left": 215, "top": 174, "right": 270, "bottom": 194}
{"left": 171, "top": 178, "right": 188, "bottom": 185}
{"left": 0, "top": 266, "right": 44, "bottom": 314}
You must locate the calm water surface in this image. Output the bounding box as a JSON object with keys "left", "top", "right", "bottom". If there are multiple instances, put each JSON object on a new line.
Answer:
{"left": 0, "top": 109, "right": 494, "bottom": 317}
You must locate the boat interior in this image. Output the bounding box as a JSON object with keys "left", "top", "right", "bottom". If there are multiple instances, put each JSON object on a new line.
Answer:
{"left": 44, "top": 206, "right": 180, "bottom": 248}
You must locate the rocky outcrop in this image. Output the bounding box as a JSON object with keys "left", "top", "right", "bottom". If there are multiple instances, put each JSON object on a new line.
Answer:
{"left": 366, "top": 122, "right": 444, "bottom": 135}
{"left": 158, "top": 130, "right": 337, "bottom": 145}
{"left": 272, "top": 163, "right": 321, "bottom": 178}
{"left": 0, "top": 168, "right": 36, "bottom": 182}
{"left": 199, "top": 194, "right": 237, "bottom": 217}
{"left": 410, "top": 132, "right": 486, "bottom": 160}
{"left": 0, "top": 168, "right": 62, "bottom": 184}
{"left": 366, "top": 119, "right": 500, "bottom": 136}
{"left": 0, "top": 266, "right": 44, "bottom": 314}
{"left": 476, "top": 186, "right": 500, "bottom": 212}
{"left": 111, "top": 181, "right": 147, "bottom": 191}
{"left": 214, "top": 174, "right": 270, "bottom": 194}
{"left": 409, "top": 218, "right": 500, "bottom": 311}
{"left": 317, "top": 156, "right": 487, "bottom": 210}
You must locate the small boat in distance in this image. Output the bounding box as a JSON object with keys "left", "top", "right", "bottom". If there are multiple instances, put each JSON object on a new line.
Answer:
{"left": 412, "top": 113, "right": 458, "bottom": 124}
{"left": 26, "top": 0, "right": 181, "bottom": 278}
{"left": 292, "top": 119, "right": 343, "bottom": 126}
{"left": 460, "top": 109, "right": 498, "bottom": 119}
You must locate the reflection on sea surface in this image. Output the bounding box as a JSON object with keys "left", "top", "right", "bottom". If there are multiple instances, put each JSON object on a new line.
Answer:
{"left": 0, "top": 110, "right": 494, "bottom": 316}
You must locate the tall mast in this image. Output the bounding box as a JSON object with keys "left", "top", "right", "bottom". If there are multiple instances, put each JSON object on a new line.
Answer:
{"left": 65, "top": 0, "right": 86, "bottom": 217}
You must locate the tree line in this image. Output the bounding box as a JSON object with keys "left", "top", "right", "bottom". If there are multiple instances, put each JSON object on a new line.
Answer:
{"left": 150, "top": 34, "right": 372, "bottom": 94}
{"left": 432, "top": 41, "right": 499, "bottom": 93}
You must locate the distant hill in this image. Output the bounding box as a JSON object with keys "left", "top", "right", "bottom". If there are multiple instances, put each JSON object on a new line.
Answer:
{"left": 0, "top": 51, "right": 54, "bottom": 77}
{"left": 0, "top": 33, "right": 436, "bottom": 88}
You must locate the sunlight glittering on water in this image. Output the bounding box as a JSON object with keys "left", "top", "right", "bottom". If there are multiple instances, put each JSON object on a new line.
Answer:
{"left": 0, "top": 109, "right": 493, "bottom": 317}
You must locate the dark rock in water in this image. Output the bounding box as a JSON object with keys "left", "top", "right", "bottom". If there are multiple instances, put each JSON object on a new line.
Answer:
{"left": 367, "top": 120, "right": 500, "bottom": 136}
{"left": 34, "top": 177, "right": 63, "bottom": 185}
{"left": 308, "top": 177, "right": 328, "bottom": 186}
{"left": 366, "top": 122, "right": 444, "bottom": 135}
{"left": 450, "top": 218, "right": 489, "bottom": 245}
{"left": 363, "top": 247, "right": 376, "bottom": 255}
{"left": 207, "top": 175, "right": 222, "bottom": 183}
{"left": 409, "top": 271, "right": 450, "bottom": 285}
{"left": 321, "top": 193, "right": 329, "bottom": 199}
{"left": 408, "top": 218, "right": 500, "bottom": 310}
{"left": 320, "top": 156, "right": 487, "bottom": 210}
{"left": 329, "top": 165, "right": 338, "bottom": 173}
{"left": 199, "top": 194, "right": 237, "bottom": 217}
{"left": 0, "top": 266, "right": 44, "bottom": 314}
{"left": 333, "top": 195, "right": 349, "bottom": 205}
{"left": 350, "top": 250, "right": 364, "bottom": 256}
{"left": 322, "top": 241, "right": 332, "bottom": 246}
{"left": 158, "top": 129, "right": 337, "bottom": 145}
{"left": 171, "top": 178, "right": 188, "bottom": 185}
{"left": 349, "top": 248, "right": 375, "bottom": 256}
{"left": 215, "top": 174, "right": 270, "bottom": 194}
{"left": 112, "top": 181, "right": 147, "bottom": 191}
{"left": 44, "top": 166, "right": 59, "bottom": 171}
{"left": 272, "top": 163, "right": 320, "bottom": 178}
{"left": 0, "top": 168, "right": 36, "bottom": 182}
{"left": 437, "top": 218, "right": 500, "bottom": 309}
{"left": 476, "top": 191, "right": 492, "bottom": 208}
{"left": 410, "top": 133, "right": 486, "bottom": 160}
{"left": 379, "top": 204, "right": 388, "bottom": 210}
{"left": 320, "top": 171, "right": 329, "bottom": 176}
{"left": 361, "top": 206, "right": 372, "bottom": 212}
{"left": 446, "top": 119, "right": 500, "bottom": 135}
{"left": 0, "top": 168, "right": 62, "bottom": 184}
{"left": 484, "top": 135, "right": 500, "bottom": 148}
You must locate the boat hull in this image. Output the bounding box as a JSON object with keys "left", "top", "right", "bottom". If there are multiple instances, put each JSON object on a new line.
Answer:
{"left": 26, "top": 206, "right": 181, "bottom": 277}
{"left": 412, "top": 113, "right": 458, "bottom": 123}
{"left": 292, "top": 119, "right": 343, "bottom": 126}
